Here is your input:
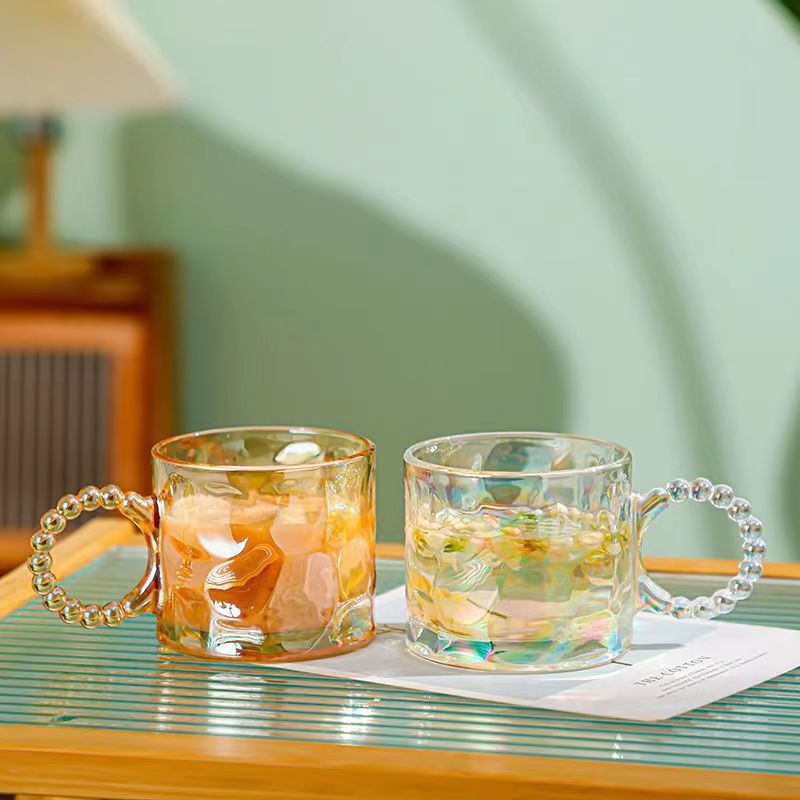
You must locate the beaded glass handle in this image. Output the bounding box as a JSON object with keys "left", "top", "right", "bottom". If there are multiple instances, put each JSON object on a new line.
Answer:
{"left": 27, "top": 485, "right": 159, "bottom": 628}
{"left": 636, "top": 477, "right": 765, "bottom": 620}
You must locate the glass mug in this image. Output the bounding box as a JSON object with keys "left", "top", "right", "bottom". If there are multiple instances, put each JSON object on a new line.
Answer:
{"left": 404, "top": 432, "right": 765, "bottom": 672}
{"left": 27, "top": 426, "right": 376, "bottom": 662}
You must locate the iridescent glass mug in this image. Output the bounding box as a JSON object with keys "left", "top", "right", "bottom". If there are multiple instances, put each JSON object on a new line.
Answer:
{"left": 404, "top": 432, "right": 765, "bottom": 672}
{"left": 27, "top": 426, "right": 376, "bottom": 662}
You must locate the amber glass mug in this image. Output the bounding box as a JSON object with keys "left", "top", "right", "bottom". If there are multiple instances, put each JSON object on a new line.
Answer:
{"left": 26, "top": 426, "right": 376, "bottom": 662}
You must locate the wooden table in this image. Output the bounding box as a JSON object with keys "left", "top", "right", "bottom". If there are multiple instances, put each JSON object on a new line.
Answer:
{"left": 0, "top": 520, "right": 798, "bottom": 800}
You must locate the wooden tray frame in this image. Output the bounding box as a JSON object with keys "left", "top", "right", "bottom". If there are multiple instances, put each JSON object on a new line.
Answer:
{"left": 0, "top": 520, "right": 798, "bottom": 800}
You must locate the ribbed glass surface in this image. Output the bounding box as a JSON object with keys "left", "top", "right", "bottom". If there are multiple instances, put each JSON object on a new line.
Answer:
{"left": 1, "top": 547, "right": 799, "bottom": 774}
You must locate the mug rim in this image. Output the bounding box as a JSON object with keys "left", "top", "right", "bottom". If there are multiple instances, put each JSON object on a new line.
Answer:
{"left": 152, "top": 425, "right": 375, "bottom": 472}
{"left": 403, "top": 430, "right": 631, "bottom": 479}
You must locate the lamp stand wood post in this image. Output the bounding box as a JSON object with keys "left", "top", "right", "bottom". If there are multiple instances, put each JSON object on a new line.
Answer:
{"left": 0, "top": 118, "right": 93, "bottom": 280}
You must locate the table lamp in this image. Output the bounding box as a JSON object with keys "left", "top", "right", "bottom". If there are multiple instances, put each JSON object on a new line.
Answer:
{"left": 0, "top": 0, "right": 177, "bottom": 278}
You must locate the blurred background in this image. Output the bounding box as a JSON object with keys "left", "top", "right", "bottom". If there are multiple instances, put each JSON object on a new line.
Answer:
{"left": 0, "top": 0, "right": 799, "bottom": 570}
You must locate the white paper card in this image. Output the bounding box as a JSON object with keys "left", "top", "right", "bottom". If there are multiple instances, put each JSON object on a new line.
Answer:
{"left": 269, "top": 587, "right": 800, "bottom": 721}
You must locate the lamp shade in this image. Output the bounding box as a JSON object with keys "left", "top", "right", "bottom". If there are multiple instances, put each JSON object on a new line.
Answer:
{"left": 0, "top": 0, "right": 177, "bottom": 115}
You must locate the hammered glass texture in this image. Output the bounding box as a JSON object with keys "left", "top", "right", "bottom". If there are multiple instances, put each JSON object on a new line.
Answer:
{"left": 405, "top": 434, "right": 633, "bottom": 672}
{"left": 1, "top": 547, "right": 800, "bottom": 775}
{"left": 152, "top": 428, "right": 376, "bottom": 661}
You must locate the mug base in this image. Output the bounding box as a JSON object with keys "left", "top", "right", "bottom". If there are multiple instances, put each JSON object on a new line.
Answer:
{"left": 406, "top": 624, "right": 626, "bottom": 673}
{"left": 156, "top": 626, "right": 375, "bottom": 663}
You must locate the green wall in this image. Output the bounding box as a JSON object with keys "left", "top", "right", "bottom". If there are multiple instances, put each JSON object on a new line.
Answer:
{"left": 1, "top": 0, "right": 799, "bottom": 559}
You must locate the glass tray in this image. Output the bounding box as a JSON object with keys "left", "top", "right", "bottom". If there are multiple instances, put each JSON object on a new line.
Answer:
{"left": 0, "top": 547, "right": 798, "bottom": 775}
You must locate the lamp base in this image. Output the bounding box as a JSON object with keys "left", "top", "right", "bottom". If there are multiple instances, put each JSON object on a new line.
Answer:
{"left": 0, "top": 247, "right": 95, "bottom": 281}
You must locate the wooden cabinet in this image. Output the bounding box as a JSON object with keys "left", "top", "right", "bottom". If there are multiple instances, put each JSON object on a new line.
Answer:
{"left": 0, "top": 249, "right": 176, "bottom": 571}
